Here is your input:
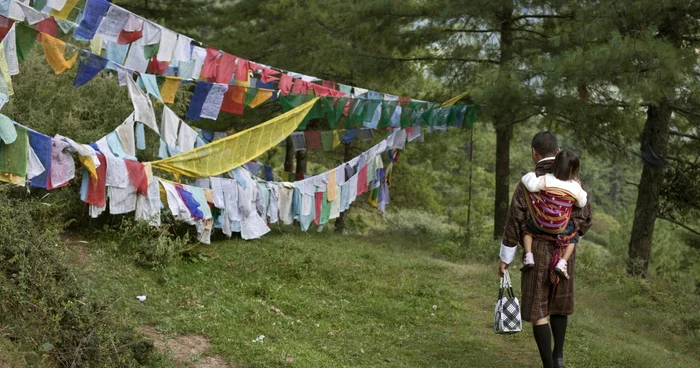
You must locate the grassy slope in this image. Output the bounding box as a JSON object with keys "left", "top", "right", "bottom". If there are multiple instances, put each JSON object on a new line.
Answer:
{"left": 65, "top": 230, "right": 700, "bottom": 368}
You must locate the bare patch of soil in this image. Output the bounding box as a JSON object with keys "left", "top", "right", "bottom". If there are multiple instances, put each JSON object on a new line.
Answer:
{"left": 138, "top": 327, "right": 235, "bottom": 368}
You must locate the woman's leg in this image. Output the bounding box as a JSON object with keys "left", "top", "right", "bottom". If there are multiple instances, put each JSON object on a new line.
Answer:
{"left": 550, "top": 315, "right": 568, "bottom": 361}
{"left": 533, "top": 318, "right": 553, "bottom": 368}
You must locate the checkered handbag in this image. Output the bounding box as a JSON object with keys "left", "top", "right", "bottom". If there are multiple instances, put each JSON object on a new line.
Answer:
{"left": 494, "top": 270, "right": 522, "bottom": 334}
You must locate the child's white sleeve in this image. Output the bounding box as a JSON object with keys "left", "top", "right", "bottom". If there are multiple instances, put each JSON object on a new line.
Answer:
{"left": 576, "top": 188, "right": 588, "bottom": 208}
{"left": 521, "top": 172, "right": 544, "bottom": 192}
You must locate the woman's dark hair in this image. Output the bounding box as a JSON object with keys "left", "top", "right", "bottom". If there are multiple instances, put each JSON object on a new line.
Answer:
{"left": 552, "top": 150, "right": 580, "bottom": 181}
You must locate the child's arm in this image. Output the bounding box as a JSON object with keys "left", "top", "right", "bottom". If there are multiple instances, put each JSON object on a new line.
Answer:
{"left": 521, "top": 172, "right": 545, "bottom": 193}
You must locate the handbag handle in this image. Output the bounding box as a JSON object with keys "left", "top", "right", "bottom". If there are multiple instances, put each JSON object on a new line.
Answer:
{"left": 501, "top": 270, "right": 516, "bottom": 299}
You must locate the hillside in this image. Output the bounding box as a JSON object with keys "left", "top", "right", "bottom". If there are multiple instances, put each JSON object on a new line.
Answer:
{"left": 5, "top": 227, "right": 695, "bottom": 368}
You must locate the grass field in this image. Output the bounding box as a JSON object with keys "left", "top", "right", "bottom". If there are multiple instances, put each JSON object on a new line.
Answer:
{"left": 51, "top": 225, "right": 700, "bottom": 368}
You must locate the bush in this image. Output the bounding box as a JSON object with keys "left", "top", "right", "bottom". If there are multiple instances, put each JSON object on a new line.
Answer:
{"left": 0, "top": 186, "right": 155, "bottom": 367}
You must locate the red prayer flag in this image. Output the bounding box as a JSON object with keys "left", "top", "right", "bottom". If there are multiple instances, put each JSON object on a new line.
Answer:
{"left": 200, "top": 47, "right": 220, "bottom": 79}
{"left": 305, "top": 131, "right": 322, "bottom": 150}
{"left": 312, "top": 84, "right": 331, "bottom": 97}
{"left": 220, "top": 85, "right": 246, "bottom": 114}
{"left": 215, "top": 52, "right": 236, "bottom": 83}
{"left": 0, "top": 16, "right": 14, "bottom": 42}
{"left": 117, "top": 29, "right": 143, "bottom": 45}
{"left": 146, "top": 56, "right": 168, "bottom": 74}
{"left": 234, "top": 57, "right": 249, "bottom": 81}
{"left": 125, "top": 160, "right": 148, "bottom": 196}
{"left": 357, "top": 165, "right": 369, "bottom": 195}
{"left": 35, "top": 18, "right": 57, "bottom": 40}
{"left": 322, "top": 80, "right": 335, "bottom": 89}
{"left": 85, "top": 154, "right": 108, "bottom": 207}
{"left": 313, "top": 192, "right": 323, "bottom": 225}
{"left": 278, "top": 74, "right": 293, "bottom": 96}
{"left": 261, "top": 68, "right": 280, "bottom": 83}
{"left": 291, "top": 78, "right": 309, "bottom": 94}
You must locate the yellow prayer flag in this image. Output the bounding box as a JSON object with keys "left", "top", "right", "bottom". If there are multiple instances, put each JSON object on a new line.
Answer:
{"left": 51, "top": 0, "right": 79, "bottom": 20}
{"left": 249, "top": 89, "right": 274, "bottom": 108}
{"left": 332, "top": 130, "right": 342, "bottom": 148}
{"left": 41, "top": 34, "right": 79, "bottom": 75}
{"left": 327, "top": 168, "right": 337, "bottom": 201}
{"left": 160, "top": 77, "right": 182, "bottom": 104}
{"left": 90, "top": 36, "right": 103, "bottom": 56}
{"left": 79, "top": 155, "right": 98, "bottom": 180}
{"left": 151, "top": 97, "right": 320, "bottom": 178}
{"left": 441, "top": 91, "right": 470, "bottom": 107}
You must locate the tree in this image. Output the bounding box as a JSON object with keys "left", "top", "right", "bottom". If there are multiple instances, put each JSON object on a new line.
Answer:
{"left": 541, "top": 1, "right": 700, "bottom": 277}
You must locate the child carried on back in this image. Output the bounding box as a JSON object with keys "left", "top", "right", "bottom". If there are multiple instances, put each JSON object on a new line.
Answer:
{"left": 520, "top": 150, "right": 587, "bottom": 281}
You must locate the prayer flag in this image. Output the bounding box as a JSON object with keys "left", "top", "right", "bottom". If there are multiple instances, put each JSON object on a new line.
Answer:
{"left": 304, "top": 131, "right": 321, "bottom": 150}
{"left": 220, "top": 85, "right": 245, "bottom": 115}
{"left": 15, "top": 24, "right": 36, "bottom": 63}
{"left": 73, "top": 51, "right": 108, "bottom": 87}
{"left": 41, "top": 33, "right": 78, "bottom": 74}
{"left": 50, "top": 0, "right": 77, "bottom": 20}
{"left": 74, "top": 0, "right": 110, "bottom": 40}
{"left": 160, "top": 76, "right": 181, "bottom": 104}
{"left": 186, "top": 81, "right": 214, "bottom": 121}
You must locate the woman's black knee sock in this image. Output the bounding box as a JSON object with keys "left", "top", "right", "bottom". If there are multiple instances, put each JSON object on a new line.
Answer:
{"left": 533, "top": 324, "right": 553, "bottom": 368}
{"left": 550, "top": 315, "right": 568, "bottom": 359}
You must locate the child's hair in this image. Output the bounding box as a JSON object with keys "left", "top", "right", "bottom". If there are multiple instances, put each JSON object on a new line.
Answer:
{"left": 552, "top": 150, "right": 580, "bottom": 181}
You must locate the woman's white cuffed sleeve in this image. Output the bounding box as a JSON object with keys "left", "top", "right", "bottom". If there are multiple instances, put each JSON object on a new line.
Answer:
{"left": 500, "top": 242, "right": 517, "bottom": 264}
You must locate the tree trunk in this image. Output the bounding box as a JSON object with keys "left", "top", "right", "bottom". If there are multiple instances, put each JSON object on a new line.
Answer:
{"left": 492, "top": 4, "right": 514, "bottom": 239}
{"left": 627, "top": 103, "right": 672, "bottom": 278}
{"left": 335, "top": 142, "right": 353, "bottom": 233}
{"left": 284, "top": 137, "right": 294, "bottom": 173}
{"left": 295, "top": 149, "right": 307, "bottom": 180}
{"left": 493, "top": 122, "right": 513, "bottom": 239}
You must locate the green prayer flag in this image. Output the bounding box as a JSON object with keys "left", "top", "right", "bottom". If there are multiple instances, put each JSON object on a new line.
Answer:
{"left": 320, "top": 192, "right": 331, "bottom": 225}
{"left": 346, "top": 99, "right": 366, "bottom": 128}
{"left": 0, "top": 125, "right": 28, "bottom": 178}
{"left": 363, "top": 100, "right": 381, "bottom": 123}
{"left": 321, "top": 131, "right": 334, "bottom": 151}
{"left": 143, "top": 43, "right": 159, "bottom": 59}
{"left": 16, "top": 25, "right": 37, "bottom": 64}
{"left": 244, "top": 87, "right": 257, "bottom": 106}
{"left": 379, "top": 101, "right": 397, "bottom": 129}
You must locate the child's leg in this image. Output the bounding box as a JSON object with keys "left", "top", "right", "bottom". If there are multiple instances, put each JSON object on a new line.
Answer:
{"left": 524, "top": 234, "right": 533, "bottom": 254}
{"left": 561, "top": 242, "right": 575, "bottom": 262}
{"left": 521, "top": 234, "right": 535, "bottom": 270}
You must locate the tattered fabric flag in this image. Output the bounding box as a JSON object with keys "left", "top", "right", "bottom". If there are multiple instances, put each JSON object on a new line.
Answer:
{"left": 248, "top": 89, "right": 273, "bottom": 108}
{"left": 0, "top": 42, "right": 13, "bottom": 97}
{"left": 304, "top": 131, "right": 322, "bottom": 150}
{"left": 0, "top": 124, "right": 27, "bottom": 184}
{"left": 291, "top": 78, "right": 309, "bottom": 94}
{"left": 260, "top": 67, "right": 280, "bottom": 83}
{"left": 151, "top": 98, "right": 319, "bottom": 178}
{"left": 278, "top": 73, "right": 292, "bottom": 96}
{"left": 146, "top": 55, "right": 168, "bottom": 74}
{"left": 104, "top": 41, "right": 128, "bottom": 66}
{"left": 118, "top": 27, "right": 142, "bottom": 45}
{"left": 17, "top": 2, "right": 47, "bottom": 25}
{"left": 172, "top": 34, "right": 192, "bottom": 64}
{"left": 157, "top": 27, "right": 177, "bottom": 62}
{"left": 135, "top": 122, "right": 146, "bottom": 150}
{"left": 137, "top": 20, "right": 160, "bottom": 45}
{"left": 74, "top": 0, "right": 110, "bottom": 39}
{"left": 190, "top": 46, "right": 206, "bottom": 79}
{"left": 50, "top": 0, "right": 77, "bottom": 20}
{"left": 124, "top": 43, "right": 148, "bottom": 72}
{"left": 0, "top": 113, "right": 16, "bottom": 144}
{"left": 28, "top": 127, "right": 52, "bottom": 190}
{"left": 320, "top": 131, "right": 333, "bottom": 151}
{"left": 15, "top": 24, "right": 36, "bottom": 63}
{"left": 234, "top": 57, "right": 249, "bottom": 81}
{"left": 327, "top": 168, "right": 337, "bottom": 201}
{"left": 359, "top": 128, "right": 374, "bottom": 142}
{"left": 73, "top": 51, "right": 108, "bottom": 87}
{"left": 220, "top": 85, "right": 245, "bottom": 115}
{"left": 160, "top": 76, "right": 181, "bottom": 104}
{"left": 137, "top": 73, "right": 162, "bottom": 101}
{"left": 201, "top": 83, "right": 229, "bottom": 120}
{"left": 264, "top": 165, "right": 273, "bottom": 182}
{"left": 341, "top": 129, "right": 358, "bottom": 143}
{"left": 41, "top": 33, "right": 79, "bottom": 74}
{"left": 0, "top": 16, "right": 15, "bottom": 42}
{"left": 35, "top": 17, "right": 57, "bottom": 38}
{"left": 125, "top": 74, "right": 158, "bottom": 133}
{"left": 291, "top": 131, "right": 306, "bottom": 151}
{"left": 200, "top": 47, "right": 219, "bottom": 79}
{"left": 332, "top": 130, "right": 341, "bottom": 148}
{"left": 215, "top": 52, "right": 236, "bottom": 83}
{"left": 95, "top": 5, "right": 129, "bottom": 43}
{"left": 186, "top": 81, "right": 214, "bottom": 121}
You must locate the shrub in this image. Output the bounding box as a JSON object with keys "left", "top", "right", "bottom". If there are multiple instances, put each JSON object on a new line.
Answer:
{"left": 0, "top": 186, "right": 155, "bottom": 366}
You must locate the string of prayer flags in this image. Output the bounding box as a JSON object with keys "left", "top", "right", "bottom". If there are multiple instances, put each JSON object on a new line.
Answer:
{"left": 186, "top": 81, "right": 214, "bottom": 120}
{"left": 74, "top": 0, "right": 110, "bottom": 40}
{"left": 160, "top": 76, "right": 181, "bottom": 104}
{"left": 40, "top": 33, "right": 78, "bottom": 74}
{"left": 73, "top": 50, "right": 108, "bottom": 87}
{"left": 151, "top": 97, "right": 319, "bottom": 178}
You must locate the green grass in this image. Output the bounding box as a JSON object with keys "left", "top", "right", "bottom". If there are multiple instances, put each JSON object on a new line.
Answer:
{"left": 61, "top": 230, "right": 700, "bottom": 368}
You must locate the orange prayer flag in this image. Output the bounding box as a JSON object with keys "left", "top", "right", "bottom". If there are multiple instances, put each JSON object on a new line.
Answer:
{"left": 248, "top": 89, "right": 273, "bottom": 108}
{"left": 160, "top": 77, "right": 182, "bottom": 104}
{"left": 41, "top": 33, "right": 79, "bottom": 74}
